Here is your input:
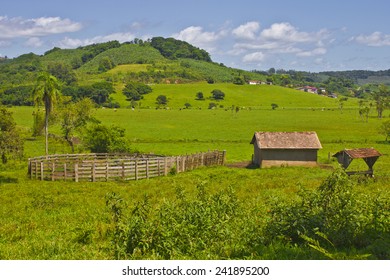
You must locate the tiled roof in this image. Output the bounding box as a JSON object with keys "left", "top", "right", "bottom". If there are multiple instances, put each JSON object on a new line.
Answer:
{"left": 335, "top": 148, "right": 382, "bottom": 159}
{"left": 251, "top": 131, "right": 322, "bottom": 149}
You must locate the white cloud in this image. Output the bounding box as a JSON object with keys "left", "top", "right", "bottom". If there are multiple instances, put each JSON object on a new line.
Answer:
{"left": 228, "top": 22, "right": 331, "bottom": 66}
{"left": 0, "top": 16, "right": 82, "bottom": 39}
{"left": 242, "top": 51, "right": 265, "bottom": 63}
{"left": 172, "top": 26, "right": 227, "bottom": 52}
{"left": 353, "top": 31, "right": 390, "bottom": 46}
{"left": 232, "top": 21, "right": 260, "bottom": 40}
{"left": 297, "top": 47, "right": 327, "bottom": 57}
{"left": 57, "top": 32, "right": 136, "bottom": 48}
{"left": 260, "top": 22, "right": 312, "bottom": 43}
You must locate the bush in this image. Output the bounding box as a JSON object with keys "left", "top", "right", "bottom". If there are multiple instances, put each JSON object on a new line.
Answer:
{"left": 265, "top": 169, "right": 390, "bottom": 259}
{"left": 211, "top": 89, "right": 225, "bottom": 100}
{"left": 84, "top": 123, "right": 133, "bottom": 153}
{"left": 156, "top": 95, "right": 168, "bottom": 106}
{"left": 107, "top": 183, "right": 261, "bottom": 259}
{"left": 123, "top": 82, "right": 152, "bottom": 101}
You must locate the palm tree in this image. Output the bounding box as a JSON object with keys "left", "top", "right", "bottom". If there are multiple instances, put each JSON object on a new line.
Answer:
{"left": 32, "top": 72, "right": 61, "bottom": 155}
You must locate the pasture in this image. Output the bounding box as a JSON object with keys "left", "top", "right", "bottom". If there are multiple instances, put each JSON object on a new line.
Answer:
{"left": 1, "top": 83, "right": 389, "bottom": 259}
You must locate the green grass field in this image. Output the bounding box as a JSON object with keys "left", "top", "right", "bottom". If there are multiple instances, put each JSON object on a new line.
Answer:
{"left": 1, "top": 83, "right": 389, "bottom": 260}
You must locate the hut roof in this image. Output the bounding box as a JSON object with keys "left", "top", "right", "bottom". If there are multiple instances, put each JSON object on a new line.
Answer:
{"left": 333, "top": 148, "right": 382, "bottom": 159}
{"left": 250, "top": 131, "right": 322, "bottom": 149}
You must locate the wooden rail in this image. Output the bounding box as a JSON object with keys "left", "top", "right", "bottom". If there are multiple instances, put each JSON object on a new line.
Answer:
{"left": 28, "top": 151, "right": 226, "bottom": 182}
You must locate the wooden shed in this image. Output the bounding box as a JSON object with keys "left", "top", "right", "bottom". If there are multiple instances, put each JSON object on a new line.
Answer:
{"left": 333, "top": 148, "right": 382, "bottom": 176}
{"left": 250, "top": 132, "right": 322, "bottom": 168}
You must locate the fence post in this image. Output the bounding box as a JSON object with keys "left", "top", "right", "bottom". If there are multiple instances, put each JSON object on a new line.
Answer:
{"left": 51, "top": 161, "right": 55, "bottom": 181}
{"left": 75, "top": 163, "right": 79, "bottom": 182}
{"left": 40, "top": 162, "right": 44, "bottom": 181}
{"left": 146, "top": 159, "right": 149, "bottom": 179}
{"left": 122, "top": 161, "right": 125, "bottom": 180}
{"left": 164, "top": 157, "right": 168, "bottom": 176}
{"left": 64, "top": 162, "right": 67, "bottom": 180}
{"left": 135, "top": 159, "right": 138, "bottom": 180}
{"left": 28, "top": 160, "right": 32, "bottom": 179}
{"left": 92, "top": 162, "right": 96, "bottom": 182}
{"left": 106, "top": 161, "right": 109, "bottom": 181}
{"left": 222, "top": 150, "right": 226, "bottom": 165}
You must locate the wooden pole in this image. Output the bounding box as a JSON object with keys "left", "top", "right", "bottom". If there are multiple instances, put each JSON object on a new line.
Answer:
{"left": 146, "top": 159, "right": 149, "bottom": 179}
{"left": 135, "top": 159, "right": 138, "bottom": 180}
{"left": 51, "top": 161, "right": 55, "bottom": 181}
{"left": 92, "top": 162, "right": 96, "bottom": 182}
{"left": 106, "top": 161, "right": 109, "bottom": 181}
{"left": 75, "top": 163, "right": 79, "bottom": 182}
{"left": 122, "top": 161, "right": 125, "bottom": 180}
{"left": 40, "top": 162, "right": 44, "bottom": 181}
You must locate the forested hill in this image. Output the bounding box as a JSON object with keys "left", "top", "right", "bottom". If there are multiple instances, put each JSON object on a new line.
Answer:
{"left": 1, "top": 36, "right": 390, "bottom": 107}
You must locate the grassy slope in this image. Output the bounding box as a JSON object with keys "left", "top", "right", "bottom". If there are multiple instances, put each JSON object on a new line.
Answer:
{"left": 110, "top": 82, "right": 354, "bottom": 109}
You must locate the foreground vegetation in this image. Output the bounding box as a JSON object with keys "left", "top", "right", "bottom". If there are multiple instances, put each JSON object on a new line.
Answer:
{"left": 1, "top": 95, "right": 389, "bottom": 259}
{"left": 0, "top": 38, "right": 389, "bottom": 260}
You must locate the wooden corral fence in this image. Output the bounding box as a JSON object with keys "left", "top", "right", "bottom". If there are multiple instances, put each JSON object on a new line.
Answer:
{"left": 28, "top": 151, "right": 226, "bottom": 182}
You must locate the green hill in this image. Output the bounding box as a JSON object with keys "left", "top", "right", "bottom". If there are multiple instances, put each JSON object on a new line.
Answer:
{"left": 1, "top": 36, "right": 389, "bottom": 109}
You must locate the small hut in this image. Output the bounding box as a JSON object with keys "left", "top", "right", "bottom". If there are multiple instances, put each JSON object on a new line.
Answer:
{"left": 250, "top": 131, "right": 322, "bottom": 168}
{"left": 333, "top": 148, "right": 382, "bottom": 176}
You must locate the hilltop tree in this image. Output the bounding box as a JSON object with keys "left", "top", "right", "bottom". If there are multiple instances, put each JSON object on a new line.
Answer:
{"left": 0, "top": 107, "right": 23, "bottom": 163}
{"left": 32, "top": 72, "right": 62, "bottom": 155}
{"left": 47, "top": 62, "right": 77, "bottom": 85}
{"left": 151, "top": 37, "right": 211, "bottom": 62}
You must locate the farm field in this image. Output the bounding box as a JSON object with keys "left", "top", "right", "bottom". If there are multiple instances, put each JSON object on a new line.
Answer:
{"left": 1, "top": 83, "right": 389, "bottom": 260}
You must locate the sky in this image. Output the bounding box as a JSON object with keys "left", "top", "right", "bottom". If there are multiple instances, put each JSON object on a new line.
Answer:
{"left": 1, "top": 0, "right": 390, "bottom": 72}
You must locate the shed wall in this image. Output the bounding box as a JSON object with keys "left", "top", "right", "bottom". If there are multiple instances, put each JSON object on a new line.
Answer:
{"left": 253, "top": 147, "right": 318, "bottom": 168}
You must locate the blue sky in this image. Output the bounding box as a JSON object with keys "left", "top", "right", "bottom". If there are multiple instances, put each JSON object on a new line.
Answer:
{"left": 1, "top": 0, "right": 390, "bottom": 72}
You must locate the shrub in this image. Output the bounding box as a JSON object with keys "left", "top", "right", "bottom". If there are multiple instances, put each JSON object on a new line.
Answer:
{"left": 106, "top": 183, "right": 260, "bottom": 259}
{"left": 211, "top": 89, "right": 225, "bottom": 100}
{"left": 265, "top": 169, "right": 390, "bottom": 259}
{"left": 84, "top": 123, "right": 133, "bottom": 153}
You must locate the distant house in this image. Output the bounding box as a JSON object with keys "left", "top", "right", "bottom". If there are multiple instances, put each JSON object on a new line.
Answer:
{"left": 250, "top": 131, "right": 322, "bottom": 168}
{"left": 248, "top": 80, "right": 262, "bottom": 85}
{"left": 298, "top": 86, "right": 318, "bottom": 94}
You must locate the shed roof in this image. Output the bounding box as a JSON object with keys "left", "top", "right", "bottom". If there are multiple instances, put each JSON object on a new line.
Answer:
{"left": 250, "top": 131, "right": 322, "bottom": 149}
{"left": 333, "top": 148, "right": 382, "bottom": 159}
